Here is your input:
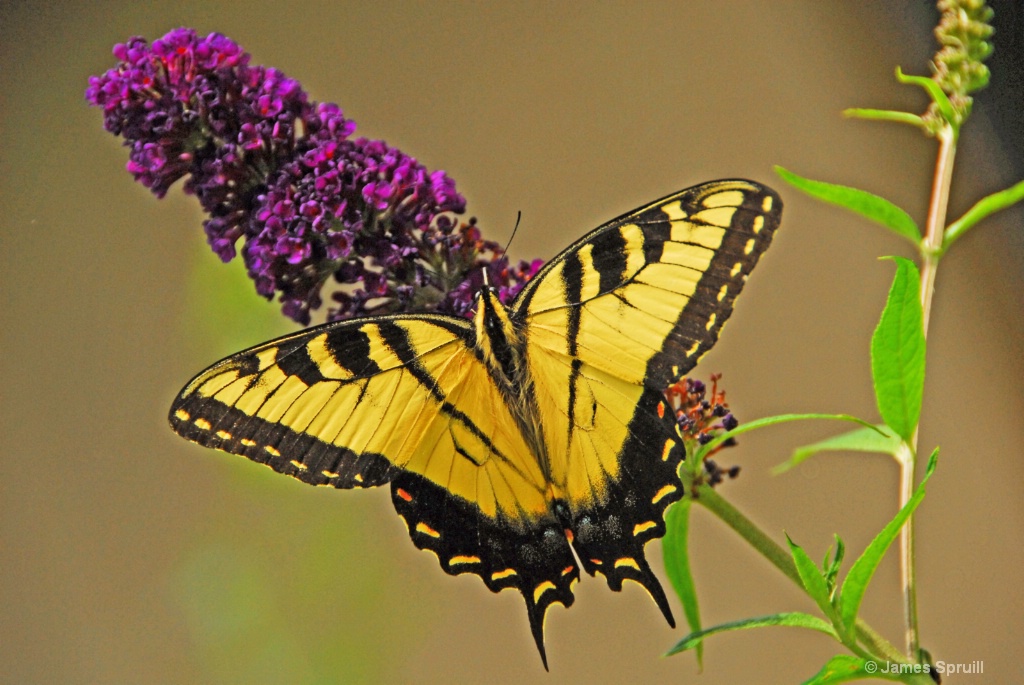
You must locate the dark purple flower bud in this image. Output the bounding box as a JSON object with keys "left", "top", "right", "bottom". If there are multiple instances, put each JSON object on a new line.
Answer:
{"left": 722, "top": 413, "right": 739, "bottom": 430}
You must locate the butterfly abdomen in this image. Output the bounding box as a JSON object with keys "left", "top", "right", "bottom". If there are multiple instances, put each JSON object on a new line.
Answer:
{"left": 472, "top": 288, "right": 553, "bottom": 472}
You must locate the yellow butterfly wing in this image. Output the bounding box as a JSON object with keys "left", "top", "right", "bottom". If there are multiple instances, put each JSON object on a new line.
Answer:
{"left": 514, "top": 179, "right": 782, "bottom": 617}
{"left": 169, "top": 314, "right": 581, "bottom": 663}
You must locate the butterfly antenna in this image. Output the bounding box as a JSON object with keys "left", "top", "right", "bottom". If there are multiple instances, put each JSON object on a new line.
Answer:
{"left": 502, "top": 211, "right": 522, "bottom": 257}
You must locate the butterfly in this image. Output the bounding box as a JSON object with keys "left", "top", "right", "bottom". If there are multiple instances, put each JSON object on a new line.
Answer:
{"left": 169, "top": 179, "right": 781, "bottom": 668}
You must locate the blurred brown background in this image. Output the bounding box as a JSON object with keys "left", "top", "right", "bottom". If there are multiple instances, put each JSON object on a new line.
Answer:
{"left": 3, "top": 1, "right": 1022, "bottom": 683}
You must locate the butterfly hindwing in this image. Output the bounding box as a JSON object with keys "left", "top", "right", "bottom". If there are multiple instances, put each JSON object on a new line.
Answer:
{"left": 561, "top": 383, "right": 684, "bottom": 625}
{"left": 391, "top": 470, "right": 578, "bottom": 668}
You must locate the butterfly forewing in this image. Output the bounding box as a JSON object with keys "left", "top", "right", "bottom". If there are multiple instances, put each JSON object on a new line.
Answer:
{"left": 171, "top": 315, "right": 541, "bottom": 495}
{"left": 518, "top": 180, "right": 780, "bottom": 389}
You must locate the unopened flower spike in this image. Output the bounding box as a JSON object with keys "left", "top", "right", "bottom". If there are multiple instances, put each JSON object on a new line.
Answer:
{"left": 923, "top": 0, "right": 994, "bottom": 131}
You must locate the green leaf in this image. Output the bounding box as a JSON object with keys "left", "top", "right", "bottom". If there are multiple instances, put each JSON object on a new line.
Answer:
{"left": 662, "top": 499, "right": 703, "bottom": 667}
{"left": 693, "top": 413, "right": 878, "bottom": 464}
{"left": 786, "top": 535, "right": 836, "bottom": 624}
{"left": 666, "top": 612, "right": 838, "bottom": 656}
{"left": 823, "top": 535, "right": 845, "bottom": 596}
{"left": 838, "top": 451, "right": 938, "bottom": 631}
{"left": 943, "top": 178, "right": 1024, "bottom": 252}
{"left": 895, "top": 67, "right": 957, "bottom": 131}
{"left": 803, "top": 655, "right": 914, "bottom": 684}
{"left": 774, "top": 425, "right": 901, "bottom": 474}
{"left": 870, "top": 258, "right": 926, "bottom": 442}
{"left": 843, "top": 108, "right": 926, "bottom": 130}
{"left": 775, "top": 166, "right": 921, "bottom": 242}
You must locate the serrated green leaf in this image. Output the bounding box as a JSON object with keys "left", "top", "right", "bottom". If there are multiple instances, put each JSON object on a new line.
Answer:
{"left": 871, "top": 258, "right": 926, "bottom": 442}
{"left": 774, "top": 425, "right": 900, "bottom": 474}
{"left": 803, "top": 655, "right": 912, "bottom": 684}
{"left": 786, "top": 535, "right": 836, "bottom": 624}
{"left": 663, "top": 498, "right": 702, "bottom": 667}
{"left": 666, "top": 612, "right": 838, "bottom": 656}
{"left": 838, "top": 450, "right": 938, "bottom": 630}
{"left": 775, "top": 167, "right": 920, "bottom": 242}
{"left": 944, "top": 178, "right": 1024, "bottom": 252}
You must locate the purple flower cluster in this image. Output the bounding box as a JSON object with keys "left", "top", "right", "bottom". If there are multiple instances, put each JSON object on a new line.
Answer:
{"left": 87, "top": 28, "right": 539, "bottom": 324}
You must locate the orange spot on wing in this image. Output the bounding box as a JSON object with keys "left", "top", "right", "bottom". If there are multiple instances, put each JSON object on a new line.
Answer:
{"left": 562, "top": 566, "right": 575, "bottom": 576}
{"left": 396, "top": 488, "right": 413, "bottom": 502}
{"left": 564, "top": 529, "right": 574, "bottom": 544}
{"left": 652, "top": 484, "right": 677, "bottom": 504}
{"left": 657, "top": 403, "right": 665, "bottom": 419}
{"left": 415, "top": 522, "right": 441, "bottom": 538}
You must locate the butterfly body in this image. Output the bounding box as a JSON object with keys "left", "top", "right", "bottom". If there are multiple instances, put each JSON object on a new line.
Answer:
{"left": 170, "top": 180, "right": 782, "bottom": 667}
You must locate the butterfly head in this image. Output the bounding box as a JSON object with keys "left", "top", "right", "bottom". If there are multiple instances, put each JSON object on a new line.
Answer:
{"left": 472, "top": 284, "right": 520, "bottom": 381}
{"left": 474, "top": 285, "right": 511, "bottom": 332}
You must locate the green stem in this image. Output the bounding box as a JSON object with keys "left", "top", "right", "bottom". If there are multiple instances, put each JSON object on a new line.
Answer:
{"left": 896, "top": 439, "right": 920, "bottom": 660}
{"left": 899, "top": 122, "right": 956, "bottom": 661}
{"left": 692, "top": 484, "right": 800, "bottom": 584}
{"left": 692, "top": 484, "right": 907, "bottom": 664}
{"left": 919, "top": 124, "right": 955, "bottom": 336}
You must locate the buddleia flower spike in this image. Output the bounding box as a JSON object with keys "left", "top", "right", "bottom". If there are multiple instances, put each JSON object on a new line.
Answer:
{"left": 86, "top": 27, "right": 541, "bottom": 325}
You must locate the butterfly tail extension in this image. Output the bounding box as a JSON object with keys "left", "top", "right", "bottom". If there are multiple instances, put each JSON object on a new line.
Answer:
{"left": 390, "top": 471, "right": 579, "bottom": 669}
{"left": 567, "top": 387, "right": 686, "bottom": 627}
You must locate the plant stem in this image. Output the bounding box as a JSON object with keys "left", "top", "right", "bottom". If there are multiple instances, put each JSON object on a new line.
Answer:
{"left": 919, "top": 125, "right": 956, "bottom": 336}
{"left": 693, "top": 484, "right": 800, "bottom": 585}
{"left": 693, "top": 484, "right": 907, "bottom": 665}
{"left": 896, "top": 439, "right": 920, "bottom": 661}
{"left": 900, "top": 122, "right": 956, "bottom": 661}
